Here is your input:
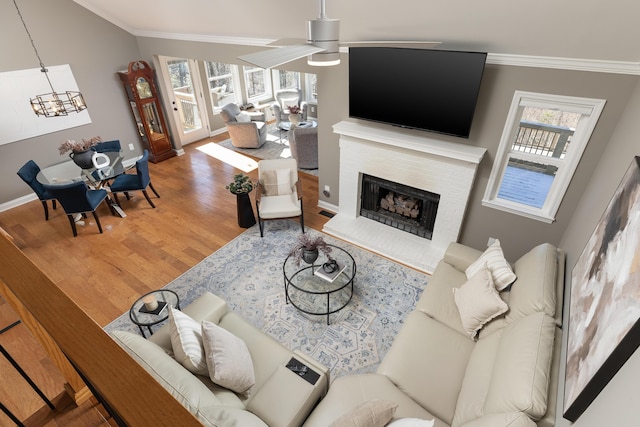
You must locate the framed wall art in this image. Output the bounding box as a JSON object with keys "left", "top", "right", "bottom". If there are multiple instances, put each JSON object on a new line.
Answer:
{"left": 563, "top": 156, "right": 640, "bottom": 421}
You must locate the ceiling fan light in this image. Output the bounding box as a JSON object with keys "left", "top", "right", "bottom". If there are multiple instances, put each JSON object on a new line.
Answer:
{"left": 308, "top": 52, "right": 341, "bottom": 66}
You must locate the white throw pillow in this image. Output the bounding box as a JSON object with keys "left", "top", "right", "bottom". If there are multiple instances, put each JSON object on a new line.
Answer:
{"left": 387, "top": 418, "right": 435, "bottom": 427}
{"left": 201, "top": 320, "right": 255, "bottom": 394}
{"left": 261, "top": 169, "right": 292, "bottom": 196}
{"left": 465, "top": 239, "right": 517, "bottom": 291}
{"left": 454, "top": 265, "right": 509, "bottom": 339}
{"left": 168, "top": 307, "right": 208, "bottom": 375}
{"left": 235, "top": 111, "right": 251, "bottom": 122}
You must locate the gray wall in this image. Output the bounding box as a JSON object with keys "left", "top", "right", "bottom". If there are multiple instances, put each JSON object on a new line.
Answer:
{"left": 4, "top": 2, "right": 640, "bottom": 425}
{"left": 0, "top": 0, "right": 143, "bottom": 204}
{"left": 554, "top": 79, "right": 640, "bottom": 426}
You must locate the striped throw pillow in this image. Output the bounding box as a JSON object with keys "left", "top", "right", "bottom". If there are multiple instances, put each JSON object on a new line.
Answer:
{"left": 168, "top": 307, "right": 208, "bottom": 375}
{"left": 465, "top": 239, "right": 517, "bottom": 291}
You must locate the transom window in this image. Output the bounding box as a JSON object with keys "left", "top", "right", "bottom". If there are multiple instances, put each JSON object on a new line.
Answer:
{"left": 482, "top": 91, "right": 605, "bottom": 223}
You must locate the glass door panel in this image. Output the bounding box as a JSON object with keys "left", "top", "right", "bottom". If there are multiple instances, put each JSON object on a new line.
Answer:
{"left": 160, "top": 57, "right": 209, "bottom": 145}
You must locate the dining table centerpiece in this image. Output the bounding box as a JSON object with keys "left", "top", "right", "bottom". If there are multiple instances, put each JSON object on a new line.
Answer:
{"left": 58, "top": 136, "right": 103, "bottom": 169}
{"left": 226, "top": 173, "right": 256, "bottom": 228}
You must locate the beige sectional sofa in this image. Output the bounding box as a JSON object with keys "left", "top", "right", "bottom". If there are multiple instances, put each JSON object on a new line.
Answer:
{"left": 111, "top": 292, "right": 329, "bottom": 427}
{"left": 303, "top": 242, "right": 564, "bottom": 427}
{"left": 111, "top": 240, "right": 563, "bottom": 427}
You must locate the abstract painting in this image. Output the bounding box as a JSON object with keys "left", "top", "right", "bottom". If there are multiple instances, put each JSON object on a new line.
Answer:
{"left": 564, "top": 156, "right": 640, "bottom": 421}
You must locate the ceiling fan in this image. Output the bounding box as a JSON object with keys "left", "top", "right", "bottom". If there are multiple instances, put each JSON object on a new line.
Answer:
{"left": 238, "top": 0, "right": 441, "bottom": 69}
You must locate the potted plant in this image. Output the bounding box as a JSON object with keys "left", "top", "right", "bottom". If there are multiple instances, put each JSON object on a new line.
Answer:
{"left": 289, "top": 233, "right": 332, "bottom": 265}
{"left": 226, "top": 174, "right": 256, "bottom": 228}
{"left": 58, "top": 136, "right": 103, "bottom": 169}
{"left": 226, "top": 173, "right": 253, "bottom": 194}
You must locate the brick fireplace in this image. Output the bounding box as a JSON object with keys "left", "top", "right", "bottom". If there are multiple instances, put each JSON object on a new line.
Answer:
{"left": 323, "top": 121, "right": 486, "bottom": 273}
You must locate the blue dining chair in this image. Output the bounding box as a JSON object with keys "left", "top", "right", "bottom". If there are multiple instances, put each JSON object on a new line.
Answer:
{"left": 94, "top": 140, "right": 122, "bottom": 153}
{"left": 109, "top": 150, "right": 160, "bottom": 209}
{"left": 42, "top": 181, "right": 108, "bottom": 237}
{"left": 17, "top": 160, "right": 57, "bottom": 220}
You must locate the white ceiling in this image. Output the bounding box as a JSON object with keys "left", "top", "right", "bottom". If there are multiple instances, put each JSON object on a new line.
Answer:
{"left": 73, "top": 0, "right": 640, "bottom": 65}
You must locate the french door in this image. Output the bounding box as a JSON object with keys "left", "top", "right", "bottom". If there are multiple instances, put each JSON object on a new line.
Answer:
{"left": 159, "top": 56, "right": 209, "bottom": 145}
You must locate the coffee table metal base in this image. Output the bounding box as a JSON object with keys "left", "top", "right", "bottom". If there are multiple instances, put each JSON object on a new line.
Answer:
{"left": 283, "top": 244, "right": 356, "bottom": 325}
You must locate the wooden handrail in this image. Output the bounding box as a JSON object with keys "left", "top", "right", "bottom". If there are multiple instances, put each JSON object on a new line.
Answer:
{"left": 0, "top": 228, "right": 202, "bottom": 426}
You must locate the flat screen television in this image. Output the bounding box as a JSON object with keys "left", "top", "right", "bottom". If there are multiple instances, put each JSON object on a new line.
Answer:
{"left": 349, "top": 47, "right": 487, "bottom": 138}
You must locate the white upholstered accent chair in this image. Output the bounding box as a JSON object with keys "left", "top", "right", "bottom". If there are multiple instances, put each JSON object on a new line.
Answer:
{"left": 255, "top": 158, "right": 304, "bottom": 237}
{"left": 272, "top": 89, "right": 308, "bottom": 128}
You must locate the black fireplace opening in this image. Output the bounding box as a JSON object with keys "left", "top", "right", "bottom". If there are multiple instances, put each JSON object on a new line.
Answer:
{"left": 360, "top": 174, "right": 440, "bottom": 239}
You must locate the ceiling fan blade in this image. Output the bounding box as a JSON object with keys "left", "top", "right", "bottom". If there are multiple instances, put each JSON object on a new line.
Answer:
{"left": 268, "top": 38, "right": 307, "bottom": 47}
{"left": 238, "top": 44, "right": 326, "bottom": 69}
{"left": 340, "top": 41, "right": 442, "bottom": 49}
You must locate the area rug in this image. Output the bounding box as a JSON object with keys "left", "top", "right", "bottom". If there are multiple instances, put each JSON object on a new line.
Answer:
{"left": 105, "top": 220, "right": 428, "bottom": 379}
{"left": 217, "top": 123, "right": 318, "bottom": 176}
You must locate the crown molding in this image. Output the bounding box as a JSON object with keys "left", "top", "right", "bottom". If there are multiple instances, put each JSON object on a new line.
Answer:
{"left": 486, "top": 53, "right": 640, "bottom": 75}
{"left": 131, "top": 31, "right": 640, "bottom": 75}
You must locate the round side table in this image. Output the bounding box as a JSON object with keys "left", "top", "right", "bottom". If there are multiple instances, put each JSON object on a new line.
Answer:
{"left": 129, "top": 289, "right": 180, "bottom": 337}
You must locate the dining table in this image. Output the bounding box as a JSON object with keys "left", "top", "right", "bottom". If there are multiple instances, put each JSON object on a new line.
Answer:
{"left": 36, "top": 151, "right": 131, "bottom": 218}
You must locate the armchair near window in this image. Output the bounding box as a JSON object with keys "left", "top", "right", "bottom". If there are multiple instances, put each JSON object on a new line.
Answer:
{"left": 255, "top": 159, "right": 304, "bottom": 237}
{"left": 220, "top": 103, "right": 267, "bottom": 148}
{"left": 272, "top": 89, "right": 308, "bottom": 128}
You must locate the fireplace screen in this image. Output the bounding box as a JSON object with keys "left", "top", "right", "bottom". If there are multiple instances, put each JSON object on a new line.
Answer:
{"left": 360, "top": 174, "right": 440, "bottom": 239}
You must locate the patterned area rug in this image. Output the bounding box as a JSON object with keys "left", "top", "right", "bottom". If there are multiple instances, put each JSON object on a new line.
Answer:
{"left": 217, "top": 124, "right": 318, "bottom": 176}
{"left": 105, "top": 220, "right": 428, "bottom": 379}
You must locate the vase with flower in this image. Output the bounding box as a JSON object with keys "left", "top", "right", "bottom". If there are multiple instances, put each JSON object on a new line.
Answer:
{"left": 289, "top": 233, "right": 332, "bottom": 266}
{"left": 287, "top": 105, "right": 301, "bottom": 125}
{"left": 58, "top": 136, "right": 103, "bottom": 169}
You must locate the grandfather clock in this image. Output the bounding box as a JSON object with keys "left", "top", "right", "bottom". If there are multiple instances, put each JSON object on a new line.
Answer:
{"left": 118, "top": 60, "right": 176, "bottom": 163}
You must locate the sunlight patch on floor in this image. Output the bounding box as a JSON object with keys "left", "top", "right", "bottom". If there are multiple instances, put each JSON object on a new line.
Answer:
{"left": 196, "top": 142, "right": 258, "bottom": 173}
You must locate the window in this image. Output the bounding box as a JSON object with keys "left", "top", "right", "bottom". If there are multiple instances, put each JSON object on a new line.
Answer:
{"left": 305, "top": 73, "right": 317, "bottom": 104}
{"left": 272, "top": 70, "right": 300, "bottom": 92}
{"left": 204, "top": 61, "right": 239, "bottom": 111}
{"left": 243, "top": 65, "right": 272, "bottom": 103}
{"left": 482, "top": 91, "right": 605, "bottom": 223}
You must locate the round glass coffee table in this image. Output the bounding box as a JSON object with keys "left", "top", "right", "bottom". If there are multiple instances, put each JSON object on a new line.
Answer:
{"left": 283, "top": 244, "right": 356, "bottom": 324}
{"left": 129, "top": 289, "right": 180, "bottom": 337}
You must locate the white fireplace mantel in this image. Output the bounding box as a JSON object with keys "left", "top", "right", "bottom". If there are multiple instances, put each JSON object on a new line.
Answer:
{"left": 323, "top": 120, "right": 486, "bottom": 274}
{"left": 332, "top": 120, "right": 486, "bottom": 164}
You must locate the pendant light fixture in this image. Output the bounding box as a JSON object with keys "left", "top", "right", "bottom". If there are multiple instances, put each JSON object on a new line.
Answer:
{"left": 13, "top": 0, "right": 87, "bottom": 117}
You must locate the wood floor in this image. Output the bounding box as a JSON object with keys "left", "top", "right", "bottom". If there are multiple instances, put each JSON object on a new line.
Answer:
{"left": 0, "top": 134, "right": 330, "bottom": 426}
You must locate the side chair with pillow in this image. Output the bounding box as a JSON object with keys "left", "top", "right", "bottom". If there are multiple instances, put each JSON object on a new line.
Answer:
{"left": 42, "top": 181, "right": 108, "bottom": 237}
{"left": 255, "top": 158, "right": 304, "bottom": 237}
{"left": 17, "top": 160, "right": 57, "bottom": 220}
{"left": 109, "top": 150, "right": 159, "bottom": 209}
{"left": 220, "top": 103, "right": 267, "bottom": 149}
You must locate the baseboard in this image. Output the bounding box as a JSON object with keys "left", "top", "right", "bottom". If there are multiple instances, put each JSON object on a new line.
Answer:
{"left": 317, "top": 200, "right": 338, "bottom": 214}
{"left": 0, "top": 193, "right": 38, "bottom": 212}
